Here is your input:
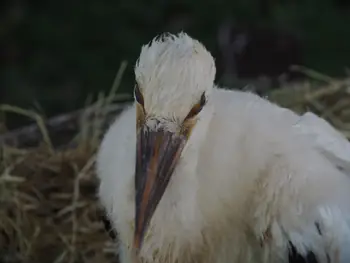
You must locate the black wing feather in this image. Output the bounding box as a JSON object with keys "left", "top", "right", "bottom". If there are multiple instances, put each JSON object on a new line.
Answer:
{"left": 100, "top": 212, "right": 117, "bottom": 240}
{"left": 288, "top": 242, "right": 319, "bottom": 263}
{"left": 288, "top": 222, "right": 330, "bottom": 263}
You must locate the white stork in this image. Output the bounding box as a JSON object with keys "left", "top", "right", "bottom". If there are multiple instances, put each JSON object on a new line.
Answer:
{"left": 96, "top": 32, "right": 350, "bottom": 263}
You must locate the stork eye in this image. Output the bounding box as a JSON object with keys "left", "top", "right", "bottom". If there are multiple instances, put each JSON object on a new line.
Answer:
{"left": 134, "top": 84, "right": 144, "bottom": 107}
{"left": 184, "top": 92, "right": 207, "bottom": 120}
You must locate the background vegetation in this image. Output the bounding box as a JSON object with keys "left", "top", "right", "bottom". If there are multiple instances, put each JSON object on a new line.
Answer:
{"left": 1, "top": 0, "right": 350, "bottom": 128}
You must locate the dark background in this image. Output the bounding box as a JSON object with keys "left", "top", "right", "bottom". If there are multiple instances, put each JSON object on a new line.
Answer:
{"left": 1, "top": 0, "right": 350, "bottom": 129}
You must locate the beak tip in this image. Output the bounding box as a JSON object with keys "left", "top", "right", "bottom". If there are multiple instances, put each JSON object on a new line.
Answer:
{"left": 133, "top": 233, "right": 142, "bottom": 252}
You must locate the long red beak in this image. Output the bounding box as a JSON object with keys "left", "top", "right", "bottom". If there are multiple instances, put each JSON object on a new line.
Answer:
{"left": 133, "top": 126, "right": 187, "bottom": 252}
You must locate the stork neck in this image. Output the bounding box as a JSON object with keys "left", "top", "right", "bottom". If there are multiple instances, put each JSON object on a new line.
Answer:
{"left": 186, "top": 103, "right": 214, "bottom": 154}
{"left": 154, "top": 105, "right": 214, "bottom": 238}
{"left": 172, "top": 102, "right": 214, "bottom": 183}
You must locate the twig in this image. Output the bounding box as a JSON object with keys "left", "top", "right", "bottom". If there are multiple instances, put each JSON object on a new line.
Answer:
{"left": 107, "top": 60, "right": 128, "bottom": 105}
{"left": 290, "top": 65, "right": 335, "bottom": 83}
{"left": 0, "top": 102, "right": 130, "bottom": 148}
{"left": 0, "top": 104, "right": 54, "bottom": 153}
{"left": 70, "top": 154, "right": 96, "bottom": 262}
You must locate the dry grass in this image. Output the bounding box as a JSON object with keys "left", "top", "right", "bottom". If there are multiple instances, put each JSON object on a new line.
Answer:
{"left": 1, "top": 64, "right": 350, "bottom": 263}
{"left": 268, "top": 66, "right": 350, "bottom": 138}
{"left": 0, "top": 61, "right": 129, "bottom": 263}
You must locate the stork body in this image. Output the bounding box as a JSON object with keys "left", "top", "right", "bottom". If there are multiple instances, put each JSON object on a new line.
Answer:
{"left": 96, "top": 33, "right": 350, "bottom": 263}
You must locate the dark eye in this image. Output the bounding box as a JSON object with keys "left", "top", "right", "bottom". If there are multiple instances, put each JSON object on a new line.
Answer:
{"left": 134, "top": 84, "right": 144, "bottom": 107}
{"left": 184, "top": 92, "right": 207, "bottom": 120}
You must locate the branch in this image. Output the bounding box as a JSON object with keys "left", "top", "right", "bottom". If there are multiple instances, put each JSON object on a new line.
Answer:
{"left": 0, "top": 102, "right": 130, "bottom": 148}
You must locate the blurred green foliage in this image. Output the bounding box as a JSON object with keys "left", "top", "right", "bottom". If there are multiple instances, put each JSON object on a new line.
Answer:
{"left": 1, "top": 0, "right": 350, "bottom": 126}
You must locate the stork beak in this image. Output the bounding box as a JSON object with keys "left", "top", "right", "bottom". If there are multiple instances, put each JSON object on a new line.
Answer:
{"left": 133, "top": 127, "right": 187, "bottom": 252}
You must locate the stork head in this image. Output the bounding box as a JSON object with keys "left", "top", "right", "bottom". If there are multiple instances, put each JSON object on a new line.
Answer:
{"left": 132, "top": 33, "right": 216, "bottom": 251}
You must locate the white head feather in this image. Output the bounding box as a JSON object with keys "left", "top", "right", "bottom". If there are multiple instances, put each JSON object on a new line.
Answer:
{"left": 134, "top": 32, "right": 216, "bottom": 122}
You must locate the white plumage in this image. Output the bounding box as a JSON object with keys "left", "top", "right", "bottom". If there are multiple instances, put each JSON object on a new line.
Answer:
{"left": 96, "top": 32, "right": 350, "bottom": 263}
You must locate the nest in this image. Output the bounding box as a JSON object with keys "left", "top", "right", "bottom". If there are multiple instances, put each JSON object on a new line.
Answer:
{"left": 1, "top": 64, "right": 350, "bottom": 263}
{"left": 268, "top": 66, "right": 350, "bottom": 138}
{"left": 0, "top": 62, "right": 129, "bottom": 263}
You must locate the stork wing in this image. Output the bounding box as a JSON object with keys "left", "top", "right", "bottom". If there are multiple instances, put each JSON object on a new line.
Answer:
{"left": 278, "top": 110, "right": 350, "bottom": 263}
{"left": 292, "top": 112, "right": 350, "bottom": 175}
{"left": 277, "top": 107, "right": 350, "bottom": 175}
{"left": 262, "top": 106, "right": 350, "bottom": 262}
